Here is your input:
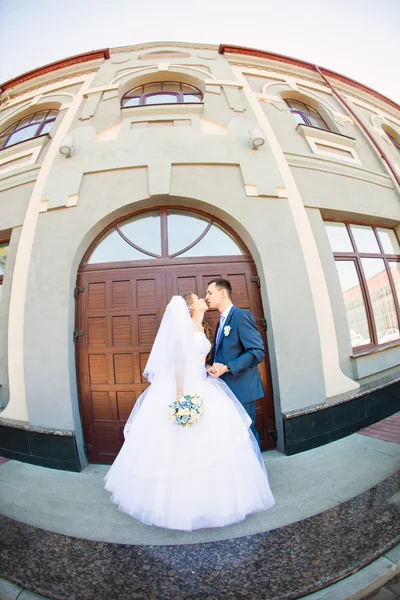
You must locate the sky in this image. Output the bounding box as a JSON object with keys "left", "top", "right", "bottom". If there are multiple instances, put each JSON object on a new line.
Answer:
{"left": 0, "top": 0, "right": 399, "bottom": 105}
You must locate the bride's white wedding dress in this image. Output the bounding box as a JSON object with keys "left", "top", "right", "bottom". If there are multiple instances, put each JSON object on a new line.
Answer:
{"left": 104, "top": 330, "right": 275, "bottom": 531}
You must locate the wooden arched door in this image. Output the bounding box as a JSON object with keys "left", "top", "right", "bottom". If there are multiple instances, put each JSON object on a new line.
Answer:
{"left": 76, "top": 208, "right": 276, "bottom": 463}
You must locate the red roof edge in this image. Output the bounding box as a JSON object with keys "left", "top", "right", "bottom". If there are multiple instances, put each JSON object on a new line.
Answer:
{"left": 0, "top": 48, "right": 110, "bottom": 94}
{"left": 218, "top": 44, "right": 400, "bottom": 112}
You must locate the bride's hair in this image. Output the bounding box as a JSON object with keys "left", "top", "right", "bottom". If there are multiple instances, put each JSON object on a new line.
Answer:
{"left": 183, "top": 292, "right": 214, "bottom": 348}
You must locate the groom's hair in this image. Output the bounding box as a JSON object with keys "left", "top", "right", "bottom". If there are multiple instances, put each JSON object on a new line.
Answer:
{"left": 208, "top": 278, "right": 232, "bottom": 298}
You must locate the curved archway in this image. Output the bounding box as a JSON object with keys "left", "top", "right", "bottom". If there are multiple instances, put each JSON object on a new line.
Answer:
{"left": 76, "top": 206, "right": 276, "bottom": 462}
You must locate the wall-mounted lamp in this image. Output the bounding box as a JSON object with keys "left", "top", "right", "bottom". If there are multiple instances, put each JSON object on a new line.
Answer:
{"left": 59, "top": 135, "right": 75, "bottom": 158}
{"left": 248, "top": 128, "right": 265, "bottom": 150}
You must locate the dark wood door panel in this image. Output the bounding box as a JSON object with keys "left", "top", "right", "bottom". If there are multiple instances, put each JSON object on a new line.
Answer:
{"left": 77, "top": 260, "right": 276, "bottom": 463}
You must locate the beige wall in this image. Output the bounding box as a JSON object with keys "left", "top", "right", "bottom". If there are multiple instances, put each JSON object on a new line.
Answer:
{"left": 0, "top": 42, "right": 399, "bottom": 450}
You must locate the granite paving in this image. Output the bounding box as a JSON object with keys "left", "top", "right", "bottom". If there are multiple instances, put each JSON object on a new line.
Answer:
{"left": 1, "top": 472, "right": 399, "bottom": 600}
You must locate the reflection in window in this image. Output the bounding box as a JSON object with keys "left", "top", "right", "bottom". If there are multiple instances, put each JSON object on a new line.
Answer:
{"left": 385, "top": 130, "right": 400, "bottom": 153}
{"left": 377, "top": 229, "right": 400, "bottom": 254}
{"left": 87, "top": 209, "right": 245, "bottom": 265}
{"left": 0, "top": 110, "right": 58, "bottom": 150}
{"left": 167, "top": 211, "right": 210, "bottom": 255}
{"left": 88, "top": 229, "right": 155, "bottom": 264}
{"left": 118, "top": 212, "right": 161, "bottom": 256}
{"left": 284, "top": 99, "right": 330, "bottom": 131}
{"left": 179, "top": 224, "right": 243, "bottom": 257}
{"left": 335, "top": 261, "right": 371, "bottom": 347}
{"left": 350, "top": 225, "right": 380, "bottom": 253}
{"left": 0, "top": 241, "right": 9, "bottom": 299}
{"left": 361, "top": 258, "right": 400, "bottom": 344}
{"left": 325, "top": 222, "right": 353, "bottom": 252}
{"left": 121, "top": 82, "right": 203, "bottom": 108}
{"left": 0, "top": 243, "right": 8, "bottom": 275}
{"left": 325, "top": 221, "right": 400, "bottom": 349}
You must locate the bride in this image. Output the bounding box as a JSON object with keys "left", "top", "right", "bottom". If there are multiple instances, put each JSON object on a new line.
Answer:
{"left": 103, "top": 293, "right": 275, "bottom": 531}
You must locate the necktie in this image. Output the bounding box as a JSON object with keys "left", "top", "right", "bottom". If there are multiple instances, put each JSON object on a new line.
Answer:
{"left": 216, "top": 314, "right": 225, "bottom": 345}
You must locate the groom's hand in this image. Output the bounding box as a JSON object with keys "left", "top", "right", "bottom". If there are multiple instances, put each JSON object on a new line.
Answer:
{"left": 210, "top": 363, "right": 228, "bottom": 377}
{"left": 206, "top": 364, "right": 218, "bottom": 376}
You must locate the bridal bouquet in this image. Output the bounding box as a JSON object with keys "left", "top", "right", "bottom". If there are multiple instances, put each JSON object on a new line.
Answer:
{"left": 169, "top": 393, "right": 203, "bottom": 427}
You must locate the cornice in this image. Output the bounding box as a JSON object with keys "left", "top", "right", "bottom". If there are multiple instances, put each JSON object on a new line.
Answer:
{"left": 219, "top": 44, "right": 400, "bottom": 114}
{"left": 0, "top": 49, "right": 110, "bottom": 94}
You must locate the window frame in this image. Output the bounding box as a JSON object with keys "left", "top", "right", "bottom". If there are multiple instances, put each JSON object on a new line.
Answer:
{"left": 325, "top": 219, "right": 400, "bottom": 353}
{"left": 385, "top": 130, "right": 400, "bottom": 153}
{"left": 284, "top": 98, "right": 331, "bottom": 131}
{"left": 0, "top": 110, "right": 58, "bottom": 150}
{"left": 121, "top": 82, "right": 203, "bottom": 109}
{"left": 81, "top": 206, "right": 249, "bottom": 269}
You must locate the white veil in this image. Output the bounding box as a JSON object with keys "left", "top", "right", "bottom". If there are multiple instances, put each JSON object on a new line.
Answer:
{"left": 124, "top": 296, "right": 196, "bottom": 437}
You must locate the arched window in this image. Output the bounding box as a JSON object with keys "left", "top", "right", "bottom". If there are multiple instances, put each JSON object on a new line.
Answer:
{"left": 121, "top": 82, "right": 203, "bottom": 108}
{"left": 0, "top": 110, "right": 58, "bottom": 150}
{"left": 385, "top": 130, "right": 400, "bottom": 153}
{"left": 284, "top": 99, "right": 330, "bottom": 131}
{"left": 87, "top": 209, "right": 244, "bottom": 264}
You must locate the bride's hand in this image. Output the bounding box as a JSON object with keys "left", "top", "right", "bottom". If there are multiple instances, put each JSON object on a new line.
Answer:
{"left": 206, "top": 364, "right": 218, "bottom": 377}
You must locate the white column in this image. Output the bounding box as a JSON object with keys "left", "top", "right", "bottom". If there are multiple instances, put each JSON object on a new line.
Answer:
{"left": 233, "top": 66, "right": 359, "bottom": 397}
{"left": 2, "top": 73, "right": 97, "bottom": 421}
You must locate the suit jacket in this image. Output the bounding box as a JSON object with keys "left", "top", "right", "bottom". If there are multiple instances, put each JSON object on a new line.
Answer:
{"left": 211, "top": 306, "right": 265, "bottom": 405}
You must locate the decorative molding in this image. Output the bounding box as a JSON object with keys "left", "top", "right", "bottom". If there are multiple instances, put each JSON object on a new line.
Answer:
{"left": 122, "top": 103, "right": 204, "bottom": 119}
{"left": 0, "top": 75, "right": 92, "bottom": 115}
{"left": 0, "top": 167, "right": 39, "bottom": 192}
{"left": 0, "top": 50, "right": 109, "bottom": 93}
{"left": 0, "top": 136, "right": 49, "bottom": 178}
{"left": 285, "top": 151, "right": 393, "bottom": 188}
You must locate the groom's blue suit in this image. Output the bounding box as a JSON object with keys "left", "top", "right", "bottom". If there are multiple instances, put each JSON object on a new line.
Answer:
{"left": 211, "top": 306, "right": 265, "bottom": 447}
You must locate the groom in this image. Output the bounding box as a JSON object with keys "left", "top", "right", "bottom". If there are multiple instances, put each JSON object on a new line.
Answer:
{"left": 205, "top": 278, "right": 265, "bottom": 448}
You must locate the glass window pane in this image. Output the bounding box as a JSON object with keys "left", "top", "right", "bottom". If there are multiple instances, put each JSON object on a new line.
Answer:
{"left": 6, "top": 125, "right": 39, "bottom": 146}
{"left": 30, "top": 111, "right": 48, "bottom": 124}
{"left": 335, "top": 260, "right": 371, "bottom": 346}
{"left": 183, "top": 94, "right": 202, "bottom": 103}
{"left": 179, "top": 224, "right": 243, "bottom": 257}
{"left": 123, "top": 97, "right": 140, "bottom": 107}
{"left": 361, "top": 258, "right": 399, "bottom": 344}
{"left": 287, "top": 100, "right": 304, "bottom": 111}
{"left": 144, "top": 83, "right": 162, "bottom": 94}
{"left": 350, "top": 225, "right": 380, "bottom": 253}
{"left": 39, "top": 121, "right": 53, "bottom": 135}
{"left": 167, "top": 211, "right": 210, "bottom": 255}
{"left": 162, "top": 82, "right": 180, "bottom": 92}
{"left": 126, "top": 86, "right": 142, "bottom": 97}
{"left": 118, "top": 211, "right": 161, "bottom": 255}
{"left": 88, "top": 229, "right": 155, "bottom": 264}
{"left": 144, "top": 93, "right": 178, "bottom": 105}
{"left": 292, "top": 111, "right": 307, "bottom": 125}
{"left": 325, "top": 222, "right": 354, "bottom": 252}
{"left": 1, "top": 123, "right": 15, "bottom": 135}
{"left": 0, "top": 244, "right": 8, "bottom": 276}
{"left": 389, "top": 261, "right": 400, "bottom": 311}
{"left": 308, "top": 115, "right": 328, "bottom": 130}
{"left": 18, "top": 115, "right": 34, "bottom": 128}
{"left": 377, "top": 228, "right": 400, "bottom": 254}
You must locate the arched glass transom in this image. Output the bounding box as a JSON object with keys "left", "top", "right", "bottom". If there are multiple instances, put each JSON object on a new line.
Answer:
{"left": 87, "top": 209, "right": 244, "bottom": 264}
{"left": 0, "top": 110, "right": 58, "bottom": 149}
{"left": 121, "top": 82, "right": 203, "bottom": 108}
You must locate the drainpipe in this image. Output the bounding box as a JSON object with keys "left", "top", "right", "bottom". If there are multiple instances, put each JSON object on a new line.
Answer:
{"left": 314, "top": 65, "right": 400, "bottom": 190}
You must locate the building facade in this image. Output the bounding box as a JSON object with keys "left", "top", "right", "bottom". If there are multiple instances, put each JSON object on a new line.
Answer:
{"left": 0, "top": 42, "right": 399, "bottom": 471}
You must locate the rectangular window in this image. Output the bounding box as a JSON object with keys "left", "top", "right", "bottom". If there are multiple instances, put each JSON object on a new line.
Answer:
{"left": 325, "top": 222, "right": 400, "bottom": 350}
